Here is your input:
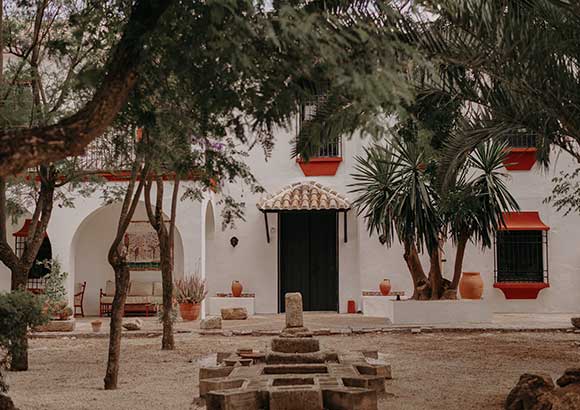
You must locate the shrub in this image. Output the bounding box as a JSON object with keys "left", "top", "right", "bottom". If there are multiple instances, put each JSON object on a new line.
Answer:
{"left": 41, "top": 259, "right": 72, "bottom": 319}
{"left": 174, "top": 275, "right": 207, "bottom": 304}
{"left": 0, "top": 291, "right": 48, "bottom": 365}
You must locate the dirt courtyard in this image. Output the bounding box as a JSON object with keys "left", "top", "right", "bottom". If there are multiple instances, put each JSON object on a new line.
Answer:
{"left": 5, "top": 331, "right": 579, "bottom": 409}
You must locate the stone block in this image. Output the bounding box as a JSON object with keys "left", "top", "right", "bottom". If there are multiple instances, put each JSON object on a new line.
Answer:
{"left": 34, "top": 319, "right": 75, "bottom": 332}
{"left": 269, "top": 386, "right": 323, "bottom": 410}
{"left": 217, "top": 352, "right": 233, "bottom": 364}
{"left": 201, "top": 316, "right": 222, "bottom": 330}
{"left": 221, "top": 308, "right": 248, "bottom": 320}
{"left": 285, "top": 293, "right": 304, "bottom": 328}
{"left": 199, "top": 366, "right": 235, "bottom": 380}
{"left": 280, "top": 327, "right": 313, "bottom": 338}
{"left": 199, "top": 377, "right": 246, "bottom": 397}
{"left": 271, "top": 337, "right": 320, "bottom": 353}
{"left": 122, "top": 319, "right": 143, "bottom": 331}
{"left": 355, "top": 364, "right": 392, "bottom": 379}
{"left": 206, "top": 388, "right": 261, "bottom": 410}
{"left": 224, "top": 358, "right": 253, "bottom": 367}
{"left": 322, "top": 387, "right": 377, "bottom": 410}
{"left": 342, "top": 376, "right": 385, "bottom": 393}
{"left": 572, "top": 317, "right": 580, "bottom": 329}
{"left": 359, "top": 351, "right": 379, "bottom": 359}
{"left": 265, "top": 352, "right": 326, "bottom": 365}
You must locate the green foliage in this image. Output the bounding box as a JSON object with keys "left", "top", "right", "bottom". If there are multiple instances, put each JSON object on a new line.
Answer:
{"left": 545, "top": 169, "right": 580, "bottom": 216}
{"left": 0, "top": 291, "right": 48, "bottom": 362}
{"left": 400, "top": 0, "right": 580, "bottom": 182}
{"left": 351, "top": 138, "right": 518, "bottom": 253}
{"left": 41, "top": 259, "right": 72, "bottom": 319}
{"left": 0, "top": 354, "right": 7, "bottom": 393}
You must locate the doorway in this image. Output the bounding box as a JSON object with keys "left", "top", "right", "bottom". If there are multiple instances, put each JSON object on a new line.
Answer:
{"left": 278, "top": 211, "right": 338, "bottom": 312}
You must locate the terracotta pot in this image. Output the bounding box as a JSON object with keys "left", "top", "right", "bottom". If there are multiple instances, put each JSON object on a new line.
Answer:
{"left": 179, "top": 302, "right": 201, "bottom": 321}
{"left": 379, "top": 279, "right": 391, "bottom": 296}
{"left": 231, "top": 281, "right": 243, "bottom": 297}
{"left": 459, "top": 272, "right": 484, "bottom": 299}
{"left": 91, "top": 321, "right": 102, "bottom": 333}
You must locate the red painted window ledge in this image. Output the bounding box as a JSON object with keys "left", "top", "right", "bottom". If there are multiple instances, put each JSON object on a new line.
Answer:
{"left": 493, "top": 282, "right": 549, "bottom": 299}
{"left": 503, "top": 147, "right": 537, "bottom": 171}
{"left": 297, "top": 157, "right": 343, "bottom": 176}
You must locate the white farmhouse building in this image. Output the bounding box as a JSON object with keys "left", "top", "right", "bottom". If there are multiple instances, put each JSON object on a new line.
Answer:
{"left": 1, "top": 126, "right": 579, "bottom": 317}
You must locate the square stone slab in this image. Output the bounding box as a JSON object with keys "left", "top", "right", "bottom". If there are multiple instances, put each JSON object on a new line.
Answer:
{"left": 271, "top": 337, "right": 320, "bottom": 353}
{"left": 269, "top": 386, "right": 323, "bottom": 410}
{"left": 206, "top": 388, "right": 262, "bottom": 410}
{"left": 322, "top": 387, "right": 378, "bottom": 410}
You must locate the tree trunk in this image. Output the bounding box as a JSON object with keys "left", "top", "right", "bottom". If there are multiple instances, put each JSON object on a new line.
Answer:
{"left": 451, "top": 232, "right": 469, "bottom": 290}
{"left": 103, "top": 160, "right": 148, "bottom": 390}
{"left": 144, "top": 174, "right": 178, "bottom": 351}
{"left": 428, "top": 247, "right": 444, "bottom": 300}
{"left": 9, "top": 324, "right": 28, "bottom": 371}
{"left": 10, "top": 265, "right": 27, "bottom": 291}
{"left": 103, "top": 260, "right": 130, "bottom": 390}
{"left": 403, "top": 241, "right": 430, "bottom": 300}
{"left": 159, "top": 234, "right": 174, "bottom": 350}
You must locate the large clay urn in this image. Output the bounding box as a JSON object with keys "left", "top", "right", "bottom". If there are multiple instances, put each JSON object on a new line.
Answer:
{"left": 459, "top": 272, "right": 484, "bottom": 299}
{"left": 231, "top": 281, "right": 243, "bottom": 297}
{"left": 179, "top": 303, "right": 201, "bottom": 321}
{"left": 379, "top": 279, "right": 392, "bottom": 296}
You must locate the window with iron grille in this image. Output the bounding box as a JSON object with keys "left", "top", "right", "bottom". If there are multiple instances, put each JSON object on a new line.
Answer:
{"left": 494, "top": 230, "right": 548, "bottom": 283}
{"left": 508, "top": 134, "right": 537, "bottom": 148}
{"left": 297, "top": 98, "right": 342, "bottom": 158}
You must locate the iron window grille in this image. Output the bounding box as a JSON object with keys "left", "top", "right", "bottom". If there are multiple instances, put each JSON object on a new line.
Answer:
{"left": 493, "top": 230, "right": 549, "bottom": 283}
{"left": 507, "top": 134, "right": 537, "bottom": 149}
{"left": 296, "top": 97, "right": 342, "bottom": 158}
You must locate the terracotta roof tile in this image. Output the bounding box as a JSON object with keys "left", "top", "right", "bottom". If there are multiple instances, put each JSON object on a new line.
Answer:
{"left": 257, "top": 181, "right": 351, "bottom": 211}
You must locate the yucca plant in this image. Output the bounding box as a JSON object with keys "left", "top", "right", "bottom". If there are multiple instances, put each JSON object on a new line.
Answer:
{"left": 174, "top": 275, "right": 207, "bottom": 304}
{"left": 351, "top": 138, "right": 518, "bottom": 299}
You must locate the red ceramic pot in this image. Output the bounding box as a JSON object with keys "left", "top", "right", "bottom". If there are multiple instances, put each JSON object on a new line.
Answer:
{"left": 379, "top": 279, "right": 391, "bottom": 296}
{"left": 459, "top": 272, "right": 484, "bottom": 299}
{"left": 231, "top": 281, "right": 243, "bottom": 297}
{"left": 179, "top": 303, "right": 201, "bottom": 321}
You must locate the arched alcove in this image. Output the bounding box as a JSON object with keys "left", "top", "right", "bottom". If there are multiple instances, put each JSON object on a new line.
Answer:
{"left": 70, "top": 202, "right": 185, "bottom": 315}
{"left": 205, "top": 201, "right": 215, "bottom": 240}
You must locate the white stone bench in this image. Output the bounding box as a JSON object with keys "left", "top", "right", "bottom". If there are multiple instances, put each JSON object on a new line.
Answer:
{"left": 363, "top": 297, "right": 492, "bottom": 325}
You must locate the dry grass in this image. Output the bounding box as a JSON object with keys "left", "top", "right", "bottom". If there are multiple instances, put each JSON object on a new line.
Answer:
{"left": 5, "top": 331, "right": 579, "bottom": 409}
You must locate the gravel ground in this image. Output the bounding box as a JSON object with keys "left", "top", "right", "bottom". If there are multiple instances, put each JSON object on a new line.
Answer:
{"left": 5, "top": 331, "right": 579, "bottom": 410}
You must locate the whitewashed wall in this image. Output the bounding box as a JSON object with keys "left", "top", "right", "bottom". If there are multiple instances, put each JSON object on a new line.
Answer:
{"left": 207, "top": 127, "right": 580, "bottom": 315}
{"left": 0, "top": 181, "right": 203, "bottom": 315}
{"left": 2, "top": 128, "right": 580, "bottom": 316}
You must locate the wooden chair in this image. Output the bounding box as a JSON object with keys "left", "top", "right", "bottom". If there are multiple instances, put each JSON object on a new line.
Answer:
{"left": 74, "top": 282, "right": 86, "bottom": 317}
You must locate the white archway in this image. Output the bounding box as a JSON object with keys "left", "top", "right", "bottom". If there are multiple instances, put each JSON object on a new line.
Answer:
{"left": 70, "top": 202, "right": 185, "bottom": 316}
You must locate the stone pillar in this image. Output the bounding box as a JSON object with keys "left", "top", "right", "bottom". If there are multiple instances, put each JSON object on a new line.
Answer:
{"left": 285, "top": 293, "right": 304, "bottom": 328}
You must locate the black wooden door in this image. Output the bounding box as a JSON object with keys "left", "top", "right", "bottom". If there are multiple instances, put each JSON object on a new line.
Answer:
{"left": 279, "top": 211, "right": 338, "bottom": 312}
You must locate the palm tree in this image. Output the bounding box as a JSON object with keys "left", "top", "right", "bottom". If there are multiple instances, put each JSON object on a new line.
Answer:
{"left": 443, "top": 140, "right": 519, "bottom": 290}
{"left": 398, "top": 0, "right": 580, "bottom": 185}
{"left": 351, "top": 138, "right": 518, "bottom": 299}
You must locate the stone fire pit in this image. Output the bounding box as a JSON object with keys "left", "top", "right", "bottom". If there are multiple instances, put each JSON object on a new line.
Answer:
{"left": 198, "top": 293, "right": 392, "bottom": 410}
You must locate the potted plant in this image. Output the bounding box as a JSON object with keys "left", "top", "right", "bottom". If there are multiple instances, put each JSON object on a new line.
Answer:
{"left": 174, "top": 275, "right": 207, "bottom": 321}
{"left": 91, "top": 319, "right": 102, "bottom": 333}
{"left": 43, "top": 260, "right": 73, "bottom": 321}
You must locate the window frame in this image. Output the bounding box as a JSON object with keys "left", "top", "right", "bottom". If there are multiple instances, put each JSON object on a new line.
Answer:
{"left": 296, "top": 98, "right": 342, "bottom": 159}
{"left": 493, "top": 229, "right": 549, "bottom": 284}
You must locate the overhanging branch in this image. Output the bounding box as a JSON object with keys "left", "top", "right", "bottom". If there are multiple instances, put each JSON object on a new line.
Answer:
{"left": 0, "top": 0, "right": 175, "bottom": 177}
